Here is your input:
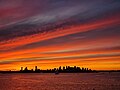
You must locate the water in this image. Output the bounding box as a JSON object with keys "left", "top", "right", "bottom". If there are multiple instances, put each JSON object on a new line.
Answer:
{"left": 0, "top": 72, "right": 120, "bottom": 90}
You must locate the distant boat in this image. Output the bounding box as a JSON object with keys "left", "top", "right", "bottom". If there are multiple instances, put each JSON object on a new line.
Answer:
{"left": 55, "top": 71, "right": 59, "bottom": 75}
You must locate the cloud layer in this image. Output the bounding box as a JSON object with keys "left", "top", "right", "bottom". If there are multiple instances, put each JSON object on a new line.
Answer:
{"left": 0, "top": 0, "right": 120, "bottom": 70}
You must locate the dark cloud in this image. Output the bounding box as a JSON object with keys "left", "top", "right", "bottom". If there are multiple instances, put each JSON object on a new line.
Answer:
{"left": 1, "top": 25, "right": 119, "bottom": 53}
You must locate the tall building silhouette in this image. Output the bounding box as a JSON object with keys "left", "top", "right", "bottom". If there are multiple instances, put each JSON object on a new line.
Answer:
{"left": 35, "top": 66, "right": 38, "bottom": 71}
{"left": 20, "top": 67, "right": 23, "bottom": 71}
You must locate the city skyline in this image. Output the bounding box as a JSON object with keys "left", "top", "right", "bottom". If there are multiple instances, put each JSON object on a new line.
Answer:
{"left": 19, "top": 65, "right": 92, "bottom": 73}
{"left": 0, "top": 0, "right": 120, "bottom": 70}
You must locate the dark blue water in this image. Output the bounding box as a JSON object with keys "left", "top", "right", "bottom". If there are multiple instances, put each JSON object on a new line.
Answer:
{"left": 0, "top": 73, "right": 120, "bottom": 90}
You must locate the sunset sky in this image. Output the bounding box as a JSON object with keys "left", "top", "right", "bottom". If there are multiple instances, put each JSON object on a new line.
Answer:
{"left": 0, "top": 0, "right": 120, "bottom": 70}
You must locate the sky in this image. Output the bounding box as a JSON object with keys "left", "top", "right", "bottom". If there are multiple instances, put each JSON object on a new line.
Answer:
{"left": 0, "top": 0, "right": 120, "bottom": 70}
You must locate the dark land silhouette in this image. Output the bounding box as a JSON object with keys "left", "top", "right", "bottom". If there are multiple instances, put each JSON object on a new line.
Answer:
{"left": 20, "top": 66, "right": 93, "bottom": 73}
{"left": 0, "top": 66, "right": 93, "bottom": 73}
{"left": 0, "top": 66, "right": 119, "bottom": 73}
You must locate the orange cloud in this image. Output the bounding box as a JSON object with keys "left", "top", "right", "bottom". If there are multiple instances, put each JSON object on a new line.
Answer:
{"left": 0, "top": 14, "right": 119, "bottom": 50}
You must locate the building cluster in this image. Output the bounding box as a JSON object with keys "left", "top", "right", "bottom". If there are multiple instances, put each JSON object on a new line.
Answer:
{"left": 20, "top": 66, "right": 92, "bottom": 73}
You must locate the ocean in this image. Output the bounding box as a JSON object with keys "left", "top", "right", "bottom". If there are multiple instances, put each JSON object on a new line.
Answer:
{"left": 0, "top": 72, "right": 119, "bottom": 90}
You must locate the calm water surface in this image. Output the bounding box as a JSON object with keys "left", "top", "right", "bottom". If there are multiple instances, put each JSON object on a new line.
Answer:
{"left": 0, "top": 73, "right": 120, "bottom": 90}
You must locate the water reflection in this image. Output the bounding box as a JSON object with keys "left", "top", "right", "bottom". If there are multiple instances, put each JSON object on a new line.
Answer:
{"left": 0, "top": 73, "right": 120, "bottom": 90}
